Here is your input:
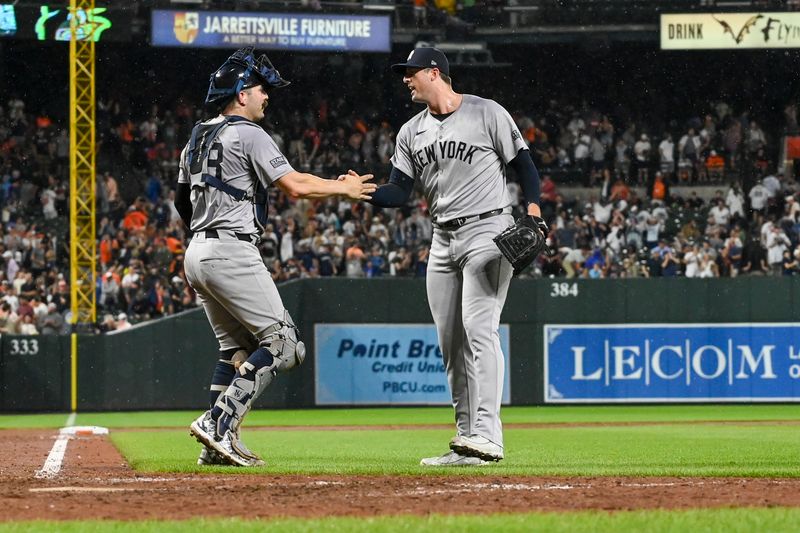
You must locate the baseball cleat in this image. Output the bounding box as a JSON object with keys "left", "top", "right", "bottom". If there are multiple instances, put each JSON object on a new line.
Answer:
{"left": 420, "top": 450, "right": 489, "bottom": 467}
{"left": 189, "top": 411, "right": 255, "bottom": 467}
{"left": 197, "top": 446, "right": 226, "bottom": 466}
{"left": 231, "top": 432, "right": 266, "bottom": 467}
{"left": 450, "top": 435, "right": 504, "bottom": 462}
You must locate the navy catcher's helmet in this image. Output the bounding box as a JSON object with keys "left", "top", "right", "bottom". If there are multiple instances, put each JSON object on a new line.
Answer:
{"left": 205, "top": 47, "right": 290, "bottom": 106}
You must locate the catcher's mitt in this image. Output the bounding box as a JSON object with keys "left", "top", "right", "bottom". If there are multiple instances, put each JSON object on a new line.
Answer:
{"left": 493, "top": 215, "right": 548, "bottom": 274}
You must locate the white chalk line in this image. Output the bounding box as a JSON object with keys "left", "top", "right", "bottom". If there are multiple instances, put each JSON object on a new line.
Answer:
{"left": 34, "top": 433, "right": 71, "bottom": 480}
{"left": 33, "top": 413, "right": 76, "bottom": 480}
{"left": 29, "top": 486, "right": 133, "bottom": 493}
{"left": 373, "top": 479, "right": 744, "bottom": 497}
{"left": 104, "top": 477, "right": 185, "bottom": 483}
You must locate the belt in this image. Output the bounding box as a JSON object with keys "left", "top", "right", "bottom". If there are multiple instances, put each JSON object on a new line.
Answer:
{"left": 201, "top": 229, "right": 258, "bottom": 244}
{"left": 433, "top": 208, "right": 507, "bottom": 231}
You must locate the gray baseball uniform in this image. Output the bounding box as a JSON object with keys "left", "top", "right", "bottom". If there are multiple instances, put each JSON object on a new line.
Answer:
{"left": 178, "top": 115, "right": 293, "bottom": 350}
{"left": 392, "top": 94, "right": 527, "bottom": 449}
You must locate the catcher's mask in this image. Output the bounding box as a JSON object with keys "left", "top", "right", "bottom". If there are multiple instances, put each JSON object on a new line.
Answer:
{"left": 205, "top": 46, "right": 290, "bottom": 106}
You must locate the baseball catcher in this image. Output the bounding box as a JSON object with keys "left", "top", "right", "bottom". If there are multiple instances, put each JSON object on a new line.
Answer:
{"left": 493, "top": 215, "right": 548, "bottom": 275}
{"left": 178, "top": 47, "right": 375, "bottom": 467}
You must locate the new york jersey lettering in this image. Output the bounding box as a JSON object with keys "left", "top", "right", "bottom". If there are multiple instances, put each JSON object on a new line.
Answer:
{"left": 412, "top": 140, "right": 479, "bottom": 173}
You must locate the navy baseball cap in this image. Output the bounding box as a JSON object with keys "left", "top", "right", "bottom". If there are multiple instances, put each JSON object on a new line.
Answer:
{"left": 391, "top": 47, "right": 449, "bottom": 76}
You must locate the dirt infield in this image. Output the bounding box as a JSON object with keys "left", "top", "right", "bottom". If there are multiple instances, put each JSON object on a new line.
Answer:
{"left": 2, "top": 428, "right": 800, "bottom": 521}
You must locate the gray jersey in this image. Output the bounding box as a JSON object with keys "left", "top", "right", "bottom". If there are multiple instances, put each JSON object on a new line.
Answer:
{"left": 391, "top": 94, "right": 527, "bottom": 223}
{"left": 177, "top": 115, "right": 294, "bottom": 234}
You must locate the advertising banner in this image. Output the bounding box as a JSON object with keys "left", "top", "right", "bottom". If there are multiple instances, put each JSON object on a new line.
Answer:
{"left": 661, "top": 12, "right": 800, "bottom": 49}
{"left": 151, "top": 9, "right": 391, "bottom": 52}
{"left": 545, "top": 324, "right": 800, "bottom": 402}
{"left": 0, "top": 4, "right": 16, "bottom": 37}
{"left": 315, "top": 324, "right": 511, "bottom": 405}
{"left": 0, "top": 4, "right": 131, "bottom": 41}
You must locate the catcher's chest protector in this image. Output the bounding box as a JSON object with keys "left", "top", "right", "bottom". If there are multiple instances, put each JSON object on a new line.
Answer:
{"left": 185, "top": 116, "right": 270, "bottom": 228}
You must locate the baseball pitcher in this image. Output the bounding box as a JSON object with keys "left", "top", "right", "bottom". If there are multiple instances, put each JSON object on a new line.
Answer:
{"left": 175, "top": 47, "right": 375, "bottom": 466}
{"left": 367, "top": 47, "right": 546, "bottom": 465}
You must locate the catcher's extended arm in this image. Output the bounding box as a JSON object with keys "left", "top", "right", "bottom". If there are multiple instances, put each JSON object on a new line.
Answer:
{"left": 493, "top": 215, "right": 548, "bottom": 274}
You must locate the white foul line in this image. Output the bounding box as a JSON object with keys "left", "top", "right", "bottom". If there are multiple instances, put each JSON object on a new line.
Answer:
{"left": 30, "top": 487, "right": 131, "bottom": 493}
{"left": 34, "top": 433, "right": 70, "bottom": 480}
{"left": 33, "top": 414, "right": 77, "bottom": 480}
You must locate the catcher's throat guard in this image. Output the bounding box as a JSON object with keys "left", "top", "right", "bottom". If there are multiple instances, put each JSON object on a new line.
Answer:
{"left": 493, "top": 215, "right": 548, "bottom": 275}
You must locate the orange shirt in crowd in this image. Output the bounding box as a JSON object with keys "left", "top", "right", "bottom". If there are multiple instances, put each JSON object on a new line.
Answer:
{"left": 705, "top": 153, "right": 725, "bottom": 170}
{"left": 100, "top": 239, "right": 113, "bottom": 265}
{"left": 652, "top": 179, "right": 666, "bottom": 200}
{"left": 122, "top": 209, "right": 148, "bottom": 230}
{"left": 346, "top": 246, "right": 366, "bottom": 261}
{"left": 165, "top": 236, "right": 183, "bottom": 254}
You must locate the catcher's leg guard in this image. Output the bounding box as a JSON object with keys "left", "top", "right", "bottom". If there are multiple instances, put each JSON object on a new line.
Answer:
{"left": 211, "top": 346, "right": 277, "bottom": 438}
{"left": 258, "top": 310, "right": 306, "bottom": 373}
{"left": 208, "top": 348, "right": 248, "bottom": 408}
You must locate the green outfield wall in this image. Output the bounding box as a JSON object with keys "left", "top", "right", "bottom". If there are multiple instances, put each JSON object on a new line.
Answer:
{"left": 1, "top": 277, "right": 799, "bottom": 411}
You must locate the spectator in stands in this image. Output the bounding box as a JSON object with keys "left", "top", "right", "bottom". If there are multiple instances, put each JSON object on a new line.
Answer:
{"left": 100, "top": 313, "right": 116, "bottom": 333}
{"left": 721, "top": 233, "right": 743, "bottom": 277}
{"left": 704, "top": 150, "right": 725, "bottom": 182}
{"left": 18, "top": 314, "right": 37, "bottom": 335}
{"left": 0, "top": 301, "right": 19, "bottom": 334}
{"left": 115, "top": 312, "right": 132, "bottom": 331}
{"left": 633, "top": 134, "right": 651, "bottom": 185}
{"left": 608, "top": 175, "right": 630, "bottom": 204}
{"left": 3, "top": 250, "right": 18, "bottom": 284}
{"left": 682, "top": 243, "right": 701, "bottom": 278}
{"left": 649, "top": 172, "right": 668, "bottom": 203}
{"left": 122, "top": 197, "right": 149, "bottom": 231}
{"left": 762, "top": 171, "right": 783, "bottom": 214}
{"left": 589, "top": 134, "right": 606, "bottom": 186}
{"left": 767, "top": 225, "right": 791, "bottom": 276}
{"left": 749, "top": 180, "right": 770, "bottom": 219}
{"left": 697, "top": 250, "right": 719, "bottom": 278}
{"left": 388, "top": 246, "right": 412, "bottom": 276}
{"left": 726, "top": 183, "right": 746, "bottom": 224}
{"left": 643, "top": 216, "right": 662, "bottom": 249}
{"left": 51, "top": 279, "right": 69, "bottom": 313}
{"left": 709, "top": 198, "right": 731, "bottom": 227}
{"left": 345, "top": 239, "right": 366, "bottom": 277}
{"left": 39, "top": 302, "right": 63, "bottom": 335}
{"left": 782, "top": 248, "right": 799, "bottom": 276}
{"left": 723, "top": 119, "right": 742, "bottom": 170}
{"left": 30, "top": 295, "right": 47, "bottom": 323}
{"left": 658, "top": 133, "right": 675, "bottom": 180}
{"left": 678, "top": 127, "right": 701, "bottom": 182}
{"left": 747, "top": 120, "right": 767, "bottom": 155}
{"left": 562, "top": 243, "right": 590, "bottom": 278}
{"left": 573, "top": 129, "right": 592, "bottom": 178}
{"left": 365, "top": 245, "right": 386, "bottom": 278}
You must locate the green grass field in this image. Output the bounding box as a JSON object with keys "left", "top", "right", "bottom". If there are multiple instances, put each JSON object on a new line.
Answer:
{"left": 3, "top": 405, "right": 799, "bottom": 531}
{"left": 4, "top": 509, "right": 800, "bottom": 533}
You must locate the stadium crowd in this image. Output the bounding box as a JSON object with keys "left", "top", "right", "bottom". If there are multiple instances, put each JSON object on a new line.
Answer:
{"left": 1, "top": 83, "right": 800, "bottom": 332}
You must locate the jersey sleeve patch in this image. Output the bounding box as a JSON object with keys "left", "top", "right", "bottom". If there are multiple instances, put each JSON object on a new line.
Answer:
{"left": 270, "top": 156, "right": 288, "bottom": 168}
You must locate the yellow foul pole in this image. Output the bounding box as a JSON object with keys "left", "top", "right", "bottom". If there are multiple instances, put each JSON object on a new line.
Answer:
{"left": 69, "top": 0, "right": 97, "bottom": 410}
